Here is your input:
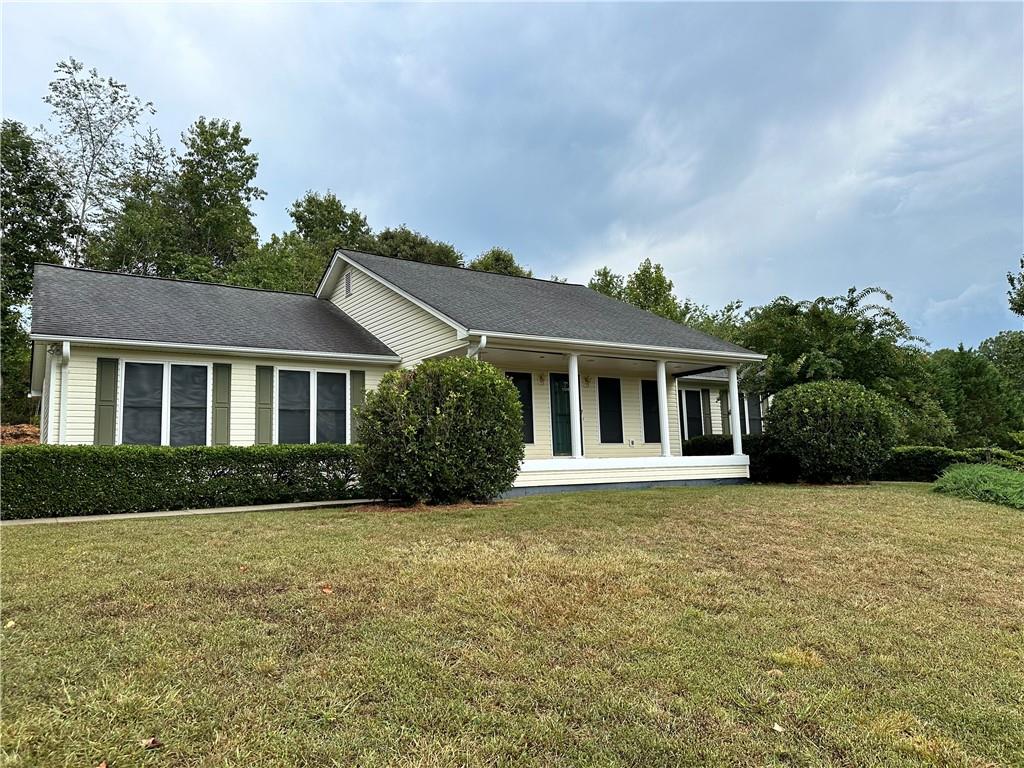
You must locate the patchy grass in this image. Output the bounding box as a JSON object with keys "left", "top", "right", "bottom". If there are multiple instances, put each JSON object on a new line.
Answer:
{"left": 2, "top": 484, "right": 1022, "bottom": 767}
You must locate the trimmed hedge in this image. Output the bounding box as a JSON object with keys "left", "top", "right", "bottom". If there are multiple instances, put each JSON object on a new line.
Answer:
{"left": 933, "top": 463, "right": 1024, "bottom": 510}
{"left": 680, "top": 433, "right": 799, "bottom": 483}
{"left": 876, "top": 445, "right": 1024, "bottom": 482}
{"left": 0, "top": 444, "right": 361, "bottom": 520}
{"left": 769, "top": 381, "right": 900, "bottom": 484}
{"left": 358, "top": 357, "right": 525, "bottom": 504}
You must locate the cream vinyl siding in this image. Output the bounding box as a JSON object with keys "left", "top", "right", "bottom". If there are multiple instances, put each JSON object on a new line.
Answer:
{"left": 329, "top": 267, "right": 465, "bottom": 365}
{"left": 52, "top": 345, "right": 392, "bottom": 446}
{"left": 493, "top": 364, "right": 681, "bottom": 460}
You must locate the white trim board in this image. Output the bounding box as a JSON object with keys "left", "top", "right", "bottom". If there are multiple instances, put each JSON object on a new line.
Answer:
{"left": 29, "top": 334, "right": 401, "bottom": 365}
{"left": 519, "top": 455, "right": 749, "bottom": 472}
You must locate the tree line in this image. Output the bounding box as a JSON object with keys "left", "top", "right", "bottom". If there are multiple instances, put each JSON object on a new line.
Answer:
{"left": 3, "top": 57, "right": 1023, "bottom": 449}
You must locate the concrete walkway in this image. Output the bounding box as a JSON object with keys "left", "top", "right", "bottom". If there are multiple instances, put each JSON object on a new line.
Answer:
{"left": 1, "top": 498, "right": 378, "bottom": 526}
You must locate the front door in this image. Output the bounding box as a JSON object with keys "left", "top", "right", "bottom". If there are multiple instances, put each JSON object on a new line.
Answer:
{"left": 550, "top": 373, "right": 572, "bottom": 456}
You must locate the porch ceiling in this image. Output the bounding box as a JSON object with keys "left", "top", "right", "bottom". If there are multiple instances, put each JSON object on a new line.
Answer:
{"left": 479, "top": 346, "right": 725, "bottom": 376}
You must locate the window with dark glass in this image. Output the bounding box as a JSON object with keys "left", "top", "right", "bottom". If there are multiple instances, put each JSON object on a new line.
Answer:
{"left": 278, "top": 370, "right": 311, "bottom": 444}
{"left": 598, "top": 377, "right": 623, "bottom": 443}
{"left": 746, "top": 394, "right": 763, "bottom": 435}
{"left": 316, "top": 372, "right": 347, "bottom": 443}
{"left": 641, "top": 380, "right": 660, "bottom": 443}
{"left": 122, "top": 362, "right": 163, "bottom": 445}
{"left": 684, "top": 389, "right": 704, "bottom": 439}
{"left": 506, "top": 372, "right": 534, "bottom": 443}
{"left": 170, "top": 365, "right": 208, "bottom": 446}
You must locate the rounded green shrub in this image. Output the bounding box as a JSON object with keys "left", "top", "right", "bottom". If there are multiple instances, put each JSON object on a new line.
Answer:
{"left": 357, "top": 357, "right": 525, "bottom": 504}
{"left": 767, "top": 381, "right": 900, "bottom": 483}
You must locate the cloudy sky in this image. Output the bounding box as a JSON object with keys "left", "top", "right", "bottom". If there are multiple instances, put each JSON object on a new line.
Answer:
{"left": 4, "top": 2, "right": 1021, "bottom": 348}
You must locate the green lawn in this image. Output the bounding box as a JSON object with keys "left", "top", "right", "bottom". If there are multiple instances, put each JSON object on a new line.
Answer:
{"left": 2, "top": 485, "right": 1022, "bottom": 767}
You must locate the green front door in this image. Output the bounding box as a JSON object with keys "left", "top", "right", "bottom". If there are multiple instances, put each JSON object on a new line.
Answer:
{"left": 550, "top": 373, "right": 571, "bottom": 456}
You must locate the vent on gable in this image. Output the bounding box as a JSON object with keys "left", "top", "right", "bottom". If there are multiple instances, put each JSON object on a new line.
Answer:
{"left": 345, "top": 272, "right": 352, "bottom": 297}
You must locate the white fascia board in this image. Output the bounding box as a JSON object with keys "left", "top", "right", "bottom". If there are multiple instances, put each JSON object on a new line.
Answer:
{"left": 28, "top": 334, "right": 402, "bottom": 365}
{"left": 318, "top": 252, "right": 469, "bottom": 336}
{"left": 468, "top": 330, "right": 767, "bottom": 363}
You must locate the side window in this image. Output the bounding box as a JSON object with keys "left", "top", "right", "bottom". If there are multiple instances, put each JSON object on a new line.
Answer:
{"left": 505, "top": 372, "right": 534, "bottom": 443}
{"left": 316, "top": 372, "right": 347, "bottom": 443}
{"left": 122, "top": 362, "right": 163, "bottom": 445}
{"left": 278, "top": 370, "right": 311, "bottom": 444}
{"left": 640, "top": 380, "right": 660, "bottom": 443}
{"left": 597, "top": 377, "right": 623, "bottom": 443}
{"left": 684, "top": 389, "right": 704, "bottom": 439}
{"left": 170, "top": 365, "right": 208, "bottom": 446}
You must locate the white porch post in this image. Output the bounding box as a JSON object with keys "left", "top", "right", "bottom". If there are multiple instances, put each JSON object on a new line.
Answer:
{"left": 656, "top": 360, "right": 671, "bottom": 457}
{"left": 727, "top": 365, "right": 743, "bottom": 455}
{"left": 568, "top": 352, "right": 583, "bottom": 458}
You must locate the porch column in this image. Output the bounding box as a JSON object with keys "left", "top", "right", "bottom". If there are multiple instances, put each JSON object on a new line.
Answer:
{"left": 655, "top": 360, "right": 671, "bottom": 457}
{"left": 727, "top": 365, "right": 743, "bottom": 455}
{"left": 568, "top": 352, "right": 583, "bottom": 458}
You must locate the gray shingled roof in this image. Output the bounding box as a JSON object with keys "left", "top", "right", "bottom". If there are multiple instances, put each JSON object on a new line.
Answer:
{"left": 339, "top": 250, "right": 758, "bottom": 356}
{"left": 32, "top": 264, "right": 396, "bottom": 358}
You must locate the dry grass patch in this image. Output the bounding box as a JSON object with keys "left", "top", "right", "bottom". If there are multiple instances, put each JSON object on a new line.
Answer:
{"left": 2, "top": 484, "right": 1022, "bottom": 766}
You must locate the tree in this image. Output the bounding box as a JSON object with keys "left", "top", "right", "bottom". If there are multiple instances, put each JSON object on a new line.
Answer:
{"left": 171, "top": 118, "right": 265, "bottom": 272}
{"left": 588, "top": 267, "right": 625, "bottom": 299}
{"left": 372, "top": 225, "right": 462, "bottom": 266}
{"left": 1, "top": 120, "right": 73, "bottom": 423}
{"left": 622, "top": 259, "right": 683, "bottom": 322}
{"left": 289, "top": 191, "right": 374, "bottom": 258}
{"left": 43, "top": 58, "right": 154, "bottom": 264}
{"left": 225, "top": 232, "right": 321, "bottom": 293}
{"left": 1009, "top": 255, "right": 1023, "bottom": 316}
{"left": 930, "top": 345, "right": 1024, "bottom": 449}
{"left": 979, "top": 330, "right": 1024, "bottom": 390}
{"left": 468, "top": 247, "right": 532, "bottom": 277}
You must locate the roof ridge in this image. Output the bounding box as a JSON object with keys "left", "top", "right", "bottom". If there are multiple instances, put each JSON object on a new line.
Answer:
{"left": 33, "top": 262, "right": 319, "bottom": 299}
{"left": 337, "top": 247, "right": 589, "bottom": 288}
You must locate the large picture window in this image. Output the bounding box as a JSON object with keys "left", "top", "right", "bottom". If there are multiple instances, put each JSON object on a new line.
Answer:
{"left": 276, "top": 368, "right": 350, "bottom": 445}
{"left": 122, "top": 363, "right": 163, "bottom": 445}
{"left": 120, "top": 361, "right": 210, "bottom": 446}
{"left": 597, "top": 377, "right": 623, "bottom": 443}
{"left": 505, "top": 372, "right": 534, "bottom": 443}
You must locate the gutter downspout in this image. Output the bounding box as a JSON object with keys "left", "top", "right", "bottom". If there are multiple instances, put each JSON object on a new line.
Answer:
{"left": 468, "top": 334, "right": 488, "bottom": 359}
{"left": 58, "top": 341, "right": 70, "bottom": 444}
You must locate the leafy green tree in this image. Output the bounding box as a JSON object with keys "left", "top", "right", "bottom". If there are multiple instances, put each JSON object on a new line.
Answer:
{"left": 588, "top": 266, "right": 625, "bottom": 299}
{"left": 1009, "top": 255, "right": 1023, "bottom": 316}
{"left": 468, "top": 247, "right": 532, "bottom": 277}
{"left": 172, "top": 118, "right": 265, "bottom": 272}
{"left": 930, "top": 345, "right": 1024, "bottom": 448}
{"left": 43, "top": 57, "right": 155, "bottom": 264}
{"left": 289, "top": 191, "right": 374, "bottom": 259}
{"left": 1, "top": 120, "right": 73, "bottom": 423}
{"left": 622, "top": 259, "right": 684, "bottom": 322}
{"left": 979, "top": 330, "right": 1024, "bottom": 390}
{"left": 372, "top": 225, "right": 462, "bottom": 266}
{"left": 225, "top": 232, "right": 321, "bottom": 294}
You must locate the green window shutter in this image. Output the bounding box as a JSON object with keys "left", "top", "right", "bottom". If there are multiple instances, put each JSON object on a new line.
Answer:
{"left": 255, "top": 366, "right": 274, "bottom": 445}
{"left": 349, "top": 370, "right": 366, "bottom": 443}
{"left": 212, "top": 364, "right": 231, "bottom": 445}
{"left": 94, "top": 357, "right": 118, "bottom": 445}
{"left": 701, "top": 389, "right": 713, "bottom": 436}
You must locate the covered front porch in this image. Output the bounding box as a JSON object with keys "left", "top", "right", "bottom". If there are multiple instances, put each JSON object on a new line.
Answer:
{"left": 474, "top": 339, "right": 755, "bottom": 491}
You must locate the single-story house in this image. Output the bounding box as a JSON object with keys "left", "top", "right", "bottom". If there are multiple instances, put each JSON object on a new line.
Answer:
{"left": 29, "top": 250, "right": 766, "bottom": 493}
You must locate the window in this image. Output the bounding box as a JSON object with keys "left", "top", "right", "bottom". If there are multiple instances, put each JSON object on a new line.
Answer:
{"left": 640, "top": 380, "right": 660, "bottom": 443}
{"left": 170, "top": 365, "right": 208, "bottom": 446}
{"left": 122, "top": 363, "right": 163, "bottom": 445}
{"left": 747, "top": 394, "right": 763, "bottom": 435}
{"left": 316, "top": 372, "right": 347, "bottom": 443}
{"left": 505, "top": 372, "right": 534, "bottom": 443}
{"left": 683, "top": 389, "right": 704, "bottom": 439}
{"left": 276, "top": 368, "right": 350, "bottom": 445}
{"left": 597, "top": 377, "right": 623, "bottom": 443}
{"left": 278, "top": 370, "right": 311, "bottom": 444}
{"left": 120, "top": 362, "right": 210, "bottom": 446}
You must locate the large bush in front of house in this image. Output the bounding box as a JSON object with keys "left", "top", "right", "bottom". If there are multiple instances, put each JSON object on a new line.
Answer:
{"left": 0, "top": 444, "right": 361, "bottom": 519}
{"left": 357, "top": 357, "right": 525, "bottom": 504}
{"left": 767, "top": 380, "right": 900, "bottom": 484}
